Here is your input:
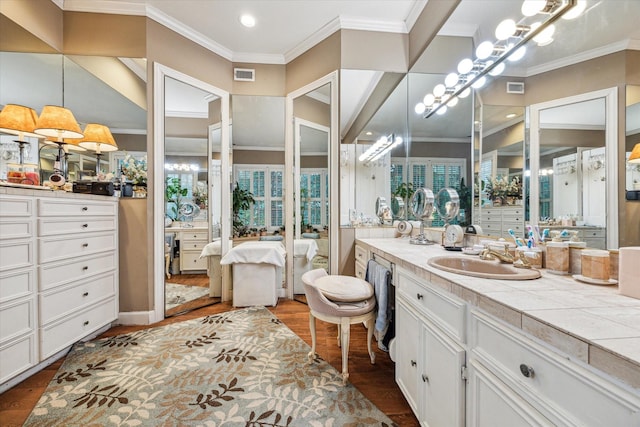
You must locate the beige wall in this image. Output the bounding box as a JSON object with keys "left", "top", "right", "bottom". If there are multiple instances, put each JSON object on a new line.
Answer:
{"left": 232, "top": 63, "right": 286, "bottom": 96}
{"left": 119, "top": 199, "right": 149, "bottom": 311}
{"left": 64, "top": 12, "right": 145, "bottom": 57}
{"left": 0, "top": 0, "right": 63, "bottom": 51}
{"left": 340, "top": 29, "right": 408, "bottom": 72}
{"left": 285, "top": 31, "right": 341, "bottom": 93}
{"left": 293, "top": 96, "right": 330, "bottom": 127}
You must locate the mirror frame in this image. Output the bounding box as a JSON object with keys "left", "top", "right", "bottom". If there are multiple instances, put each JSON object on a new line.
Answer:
{"left": 152, "top": 63, "right": 230, "bottom": 322}
{"left": 285, "top": 71, "right": 338, "bottom": 299}
{"left": 529, "top": 86, "right": 618, "bottom": 249}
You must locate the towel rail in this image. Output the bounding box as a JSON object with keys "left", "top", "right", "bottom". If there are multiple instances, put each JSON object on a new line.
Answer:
{"left": 371, "top": 252, "right": 395, "bottom": 286}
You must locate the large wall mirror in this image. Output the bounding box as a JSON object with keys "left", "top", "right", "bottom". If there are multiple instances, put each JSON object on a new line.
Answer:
{"left": 627, "top": 85, "right": 640, "bottom": 191}
{"left": 529, "top": 88, "right": 618, "bottom": 249}
{"left": 0, "top": 52, "right": 147, "bottom": 184}
{"left": 286, "top": 71, "right": 338, "bottom": 300}
{"left": 153, "top": 63, "right": 230, "bottom": 322}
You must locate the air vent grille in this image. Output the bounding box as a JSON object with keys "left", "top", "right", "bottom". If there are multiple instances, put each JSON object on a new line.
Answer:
{"left": 506, "top": 81, "right": 525, "bottom": 94}
{"left": 234, "top": 68, "right": 255, "bottom": 82}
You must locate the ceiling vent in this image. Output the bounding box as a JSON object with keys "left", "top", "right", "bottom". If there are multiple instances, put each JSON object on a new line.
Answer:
{"left": 506, "top": 81, "right": 525, "bottom": 94}
{"left": 234, "top": 68, "right": 255, "bottom": 82}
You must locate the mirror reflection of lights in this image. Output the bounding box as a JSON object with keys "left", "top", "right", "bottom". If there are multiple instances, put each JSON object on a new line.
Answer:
{"left": 358, "top": 134, "right": 403, "bottom": 163}
{"left": 165, "top": 163, "right": 200, "bottom": 171}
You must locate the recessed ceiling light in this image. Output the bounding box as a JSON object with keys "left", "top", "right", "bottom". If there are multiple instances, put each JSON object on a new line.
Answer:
{"left": 240, "top": 14, "right": 256, "bottom": 28}
{"left": 506, "top": 113, "right": 517, "bottom": 119}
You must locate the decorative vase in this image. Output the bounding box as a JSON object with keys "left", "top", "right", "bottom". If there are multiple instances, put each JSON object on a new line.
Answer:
{"left": 132, "top": 184, "right": 147, "bottom": 198}
{"left": 492, "top": 197, "right": 503, "bottom": 207}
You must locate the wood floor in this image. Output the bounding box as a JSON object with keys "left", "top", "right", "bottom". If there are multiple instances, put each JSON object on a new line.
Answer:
{"left": 165, "top": 273, "right": 220, "bottom": 316}
{"left": 0, "top": 299, "right": 419, "bottom": 426}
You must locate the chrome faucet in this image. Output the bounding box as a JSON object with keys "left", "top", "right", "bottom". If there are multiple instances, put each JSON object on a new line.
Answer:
{"left": 480, "top": 244, "right": 514, "bottom": 263}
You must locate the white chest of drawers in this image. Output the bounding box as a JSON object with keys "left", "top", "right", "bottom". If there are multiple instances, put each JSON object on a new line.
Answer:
{"left": 178, "top": 229, "right": 209, "bottom": 272}
{"left": 0, "top": 190, "right": 119, "bottom": 388}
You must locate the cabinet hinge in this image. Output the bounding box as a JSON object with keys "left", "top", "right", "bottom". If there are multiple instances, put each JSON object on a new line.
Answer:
{"left": 461, "top": 365, "right": 468, "bottom": 381}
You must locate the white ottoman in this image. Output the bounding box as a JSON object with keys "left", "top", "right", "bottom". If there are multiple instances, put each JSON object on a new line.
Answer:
{"left": 293, "top": 239, "right": 318, "bottom": 294}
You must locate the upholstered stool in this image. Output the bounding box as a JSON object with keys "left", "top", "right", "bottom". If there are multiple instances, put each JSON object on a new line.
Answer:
{"left": 302, "top": 269, "right": 376, "bottom": 385}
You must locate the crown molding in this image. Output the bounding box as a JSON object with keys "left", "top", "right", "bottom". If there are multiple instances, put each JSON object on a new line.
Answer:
{"left": 62, "top": 0, "right": 146, "bottom": 16}
{"left": 405, "top": 0, "right": 428, "bottom": 32}
{"left": 232, "top": 52, "right": 285, "bottom": 65}
{"left": 340, "top": 16, "right": 408, "bottom": 34}
{"left": 283, "top": 16, "right": 343, "bottom": 64}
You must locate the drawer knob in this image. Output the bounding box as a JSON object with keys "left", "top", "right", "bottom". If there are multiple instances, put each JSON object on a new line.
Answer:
{"left": 422, "top": 374, "right": 429, "bottom": 383}
{"left": 82, "top": 243, "right": 89, "bottom": 248}
{"left": 410, "top": 359, "right": 417, "bottom": 367}
{"left": 82, "top": 206, "right": 88, "bottom": 211}
{"left": 519, "top": 364, "right": 535, "bottom": 378}
{"left": 416, "top": 293, "right": 424, "bottom": 300}
{"left": 83, "top": 292, "right": 89, "bottom": 297}
{"left": 83, "top": 320, "right": 90, "bottom": 326}
{"left": 82, "top": 266, "right": 89, "bottom": 271}
{"left": 82, "top": 224, "right": 89, "bottom": 228}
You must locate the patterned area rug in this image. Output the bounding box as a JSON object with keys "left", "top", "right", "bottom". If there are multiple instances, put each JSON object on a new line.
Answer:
{"left": 165, "top": 282, "right": 210, "bottom": 309}
{"left": 23, "top": 307, "right": 395, "bottom": 426}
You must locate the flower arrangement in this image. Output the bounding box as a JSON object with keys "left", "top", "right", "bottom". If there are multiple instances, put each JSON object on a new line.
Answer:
{"left": 192, "top": 184, "right": 208, "bottom": 208}
{"left": 121, "top": 154, "right": 147, "bottom": 185}
{"left": 485, "top": 176, "right": 521, "bottom": 200}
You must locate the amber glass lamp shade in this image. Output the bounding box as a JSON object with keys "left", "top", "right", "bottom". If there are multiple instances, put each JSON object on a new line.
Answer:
{"left": 34, "top": 105, "right": 84, "bottom": 141}
{"left": 77, "top": 124, "right": 118, "bottom": 153}
{"left": 0, "top": 104, "right": 42, "bottom": 139}
{"left": 629, "top": 143, "right": 640, "bottom": 164}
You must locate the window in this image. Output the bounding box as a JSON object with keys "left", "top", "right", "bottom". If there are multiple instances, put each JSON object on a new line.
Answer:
{"left": 235, "top": 165, "right": 284, "bottom": 229}
{"left": 300, "top": 169, "right": 328, "bottom": 228}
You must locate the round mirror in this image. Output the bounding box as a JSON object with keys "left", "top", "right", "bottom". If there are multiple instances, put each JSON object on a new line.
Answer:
{"left": 179, "top": 202, "right": 201, "bottom": 222}
{"left": 391, "top": 196, "right": 405, "bottom": 219}
{"left": 410, "top": 188, "right": 435, "bottom": 220}
{"left": 435, "top": 188, "right": 460, "bottom": 224}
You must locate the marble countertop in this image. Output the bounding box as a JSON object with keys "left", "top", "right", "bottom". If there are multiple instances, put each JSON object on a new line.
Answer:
{"left": 357, "top": 237, "right": 640, "bottom": 390}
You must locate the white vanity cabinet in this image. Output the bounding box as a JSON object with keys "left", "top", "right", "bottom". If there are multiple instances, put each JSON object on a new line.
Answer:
{"left": 178, "top": 229, "right": 208, "bottom": 273}
{"left": 478, "top": 206, "right": 525, "bottom": 238}
{"left": 395, "top": 266, "right": 466, "bottom": 427}
{"left": 0, "top": 195, "right": 38, "bottom": 384}
{"left": 354, "top": 244, "right": 368, "bottom": 280}
{"left": 468, "top": 309, "right": 640, "bottom": 426}
{"left": 37, "top": 198, "right": 119, "bottom": 359}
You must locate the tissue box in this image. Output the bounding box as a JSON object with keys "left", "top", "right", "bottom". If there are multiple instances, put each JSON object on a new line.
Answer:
{"left": 619, "top": 247, "right": 640, "bottom": 299}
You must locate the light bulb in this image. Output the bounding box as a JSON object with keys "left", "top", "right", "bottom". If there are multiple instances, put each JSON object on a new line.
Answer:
{"left": 457, "top": 58, "right": 474, "bottom": 74}
{"left": 495, "top": 19, "right": 516, "bottom": 40}
{"left": 448, "top": 96, "right": 459, "bottom": 107}
{"left": 459, "top": 87, "right": 471, "bottom": 98}
{"left": 476, "top": 41, "right": 495, "bottom": 60}
{"left": 472, "top": 76, "right": 487, "bottom": 89}
{"left": 436, "top": 105, "right": 447, "bottom": 115}
{"left": 423, "top": 94, "right": 435, "bottom": 106}
{"left": 562, "top": 0, "right": 586, "bottom": 19}
{"left": 488, "top": 62, "right": 506, "bottom": 76}
{"left": 433, "top": 84, "right": 446, "bottom": 97}
{"left": 521, "top": 0, "right": 547, "bottom": 16}
{"left": 239, "top": 14, "right": 256, "bottom": 28}
{"left": 507, "top": 45, "right": 527, "bottom": 62}
{"left": 445, "top": 72, "right": 459, "bottom": 87}
{"left": 532, "top": 22, "right": 555, "bottom": 45}
{"left": 415, "top": 102, "right": 426, "bottom": 115}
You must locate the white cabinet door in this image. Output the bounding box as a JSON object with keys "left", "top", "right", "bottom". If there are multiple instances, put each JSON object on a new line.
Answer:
{"left": 422, "top": 320, "right": 465, "bottom": 427}
{"left": 396, "top": 299, "right": 421, "bottom": 417}
{"left": 467, "top": 359, "right": 553, "bottom": 427}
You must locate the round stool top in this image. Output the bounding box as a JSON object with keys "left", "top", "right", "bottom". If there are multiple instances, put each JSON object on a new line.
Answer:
{"left": 314, "top": 275, "right": 373, "bottom": 302}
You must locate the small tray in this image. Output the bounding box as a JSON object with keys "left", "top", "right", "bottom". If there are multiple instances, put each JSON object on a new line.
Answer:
{"left": 461, "top": 247, "right": 481, "bottom": 255}
{"left": 572, "top": 274, "right": 618, "bottom": 286}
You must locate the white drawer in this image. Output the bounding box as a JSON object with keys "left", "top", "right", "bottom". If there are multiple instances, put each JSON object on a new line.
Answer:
{"left": 397, "top": 268, "right": 466, "bottom": 343}
{"left": 355, "top": 245, "right": 369, "bottom": 265}
{"left": 502, "top": 208, "right": 524, "bottom": 220}
{"left": 0, "top": 268, "right": 35, "bottom": 303}
{"left": 0, "top": 333, "right": 37, "bottom": 384}
{"left": 40, "top": 296, "right": 117, "bottom": 359}
{"left": 0, "top": 297, "right": 35, "bottom": 342}
{"left": 37, "top": 198, "right": 117, "bottom": 217}
{"left": 470, "top": 310, "right": 640, "bottom": 426}
{"left": 40, "top": 272, "right": 116, "bottom": 325}
{"left": 503, "top": 221, "right": 525, "bottom": 235}
{"left": 181, "top": 239, "right": 207, "bottom": 251}
{"left": 0, "top": 196, "right": 32, "bottom": 217}
{"left": 480, "top": 208, "right": 500, "bottom": 216}
{"left": 39, "top": 232, "right": 116, "bottom": 264}
{"left": 181, "top": 251, "right": 208, "bottom": 270}
{"left": 39, "top": 252, "right": 116, "bottom": 291}
{"left": 581, "top": 228, "right": 605, "bottom": 238}
{"left": 355, "top": 260, "right": 366, "bottom": 280}
{"left": 480, "top": 214, "right": 500, "bottom": 223}
{"left": 181, "top": 230, "right": 208, "bottom": 241}
{"left": 38, "top": 217, "right": 116, "bottom": 236}
{"left": 479, "top": 221, "right": 501, "bottom": 232}
{"left": 0, "top": 219, "right": 33, "bottom": 239}
{"left": 0, "top": 239, "right": 34, "bottom": 272}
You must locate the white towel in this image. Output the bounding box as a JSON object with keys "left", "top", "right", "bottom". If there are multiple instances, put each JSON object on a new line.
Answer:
{"left": 294, "top": 239, "right": 318, "bottom": 261}
{"left": 220, "top": 241, "right": 286, "bottom": 267}
{"left": 200, "top": 239, "right": 223, "bottom": 257}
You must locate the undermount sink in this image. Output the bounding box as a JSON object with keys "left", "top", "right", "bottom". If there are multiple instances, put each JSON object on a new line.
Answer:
{"left": 427, "top": 256, "right": 541, "bottom": 280}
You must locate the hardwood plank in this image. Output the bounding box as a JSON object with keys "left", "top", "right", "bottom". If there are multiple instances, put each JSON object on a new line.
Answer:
{"left": 0, "top": 299, "right": 418, "bottom": 426}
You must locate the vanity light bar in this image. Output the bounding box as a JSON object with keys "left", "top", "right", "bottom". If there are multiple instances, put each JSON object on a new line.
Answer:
{"left": 164, "top": 163, "right": 200, "bottom": 171}
{"left": 358, "top": 134, "right": 403, "bottom": 163}
{"left": 423, "top": 0, "right": 579, "bottom": 119}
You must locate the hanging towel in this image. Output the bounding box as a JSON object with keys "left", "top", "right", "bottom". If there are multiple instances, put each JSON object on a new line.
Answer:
{"left": 366, "top": 259, "right": 391, "bottom": 336}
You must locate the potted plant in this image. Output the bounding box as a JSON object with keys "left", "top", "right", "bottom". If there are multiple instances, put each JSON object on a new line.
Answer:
{"left": 232, "top": 182, "right": 255, "bottom": 236}
{"left": 165, "top": 177, "right": 188, "bottom": 220}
